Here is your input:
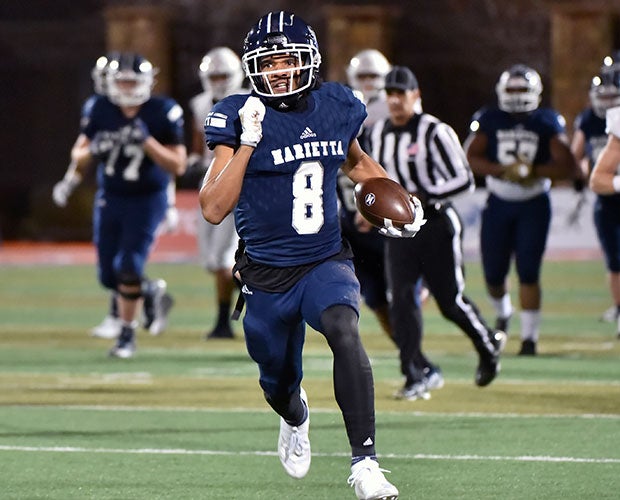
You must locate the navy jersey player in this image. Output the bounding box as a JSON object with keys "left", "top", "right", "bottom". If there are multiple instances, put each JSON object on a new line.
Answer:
{"left": 52, "top": 52, "right": 186, "bottom": 357}
{"left": 465, "top": 64, "right": 582, "bottom": 356}
{"left": 587, "top": 59, "right": 620, "bottom": 338}
{"left": 55, "top": 53, "right": 177, "bottom": 341}
{"left": 199, "top": 11, "right": 426, "bottom": 499}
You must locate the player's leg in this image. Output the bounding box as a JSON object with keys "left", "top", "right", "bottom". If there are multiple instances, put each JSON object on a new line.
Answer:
{"left": 425, "top": 205, "right": 505, "bottom": 386}
{"left": 384, "top": 237, "right": 434, "bottom": 399}
{"left": 90, "top": 292, "right": 121, "bottom": 339}
{"left": 110, "top": 193, "right": 166, "bottom": 357}
{"left": 480, "top": 194, "right": 515, "bottom": 332}
{"left": 354, "top": 246, "right": 393, "bottom": 342}
{"left": 593, "top": 196, "right": 620, "bottom": 337}
{"left": 199, "top": 212, "right": 238, "bottom": 339}
{"left": 142, "top": 277, "right": 174, "bottom": 336}
{"left": 514, "top": 193, "right": 551, "bottom": 355}
{"left": 242, "top": 284, "right": 309, "bottom": 478}
{"left": 302, "top": 260, "right": 398, "bottom": 498}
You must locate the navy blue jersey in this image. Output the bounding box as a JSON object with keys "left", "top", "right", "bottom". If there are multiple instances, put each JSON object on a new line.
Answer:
{"left": 471, "top": 106, "right": 565, "bottom": 165}
{"left": 81, "top": 95, "right": 184, "bottom": 196}
{"left": 205, "top": 82, "right": 366, "bottom": 267}
{"left": 574, "top": 108, "right": 607, "bottom": 166}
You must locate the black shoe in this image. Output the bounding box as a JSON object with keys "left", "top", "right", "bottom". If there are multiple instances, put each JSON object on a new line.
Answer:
{"left": 475, "top": 330, "right": 507, "bottom": 387}
{"left": 109, "top": 325, "right": 136, "bottom": 358}
{"left": 518, "top": 339, "right": 537, "bottom": 356}
{"left": 495, "top": 316, "right": 511, "bottom": 333}
{"left": 206, "top": 325, "right": 234, "bottom": 339}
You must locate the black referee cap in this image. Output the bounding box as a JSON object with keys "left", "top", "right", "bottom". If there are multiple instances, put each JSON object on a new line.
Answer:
{"left": 385, "top": 66, "right": 418, "bottom": 91}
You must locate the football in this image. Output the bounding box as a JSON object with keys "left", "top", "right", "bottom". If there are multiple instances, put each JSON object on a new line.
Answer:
{"left": 354, "top": 177, "right": 417, "bottom": 229}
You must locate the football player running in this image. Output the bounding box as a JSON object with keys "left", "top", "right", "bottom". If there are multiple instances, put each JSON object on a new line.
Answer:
{"left": 53, "top": 52, "right": 186, "bottom": 357}
{"left": 465, "top": 64, "right": 583, "bottom": 355}
{"left": 588, "top": 57, "right": 620, "bottom": 339}
{"left": 54, "top": 53, "right": 177, "bottom": 340}
{"left": 199, "top": 11, "right": 425, "bottom": 499}
{"left": 187, "top": 47, "right": 248, "bottom": 340}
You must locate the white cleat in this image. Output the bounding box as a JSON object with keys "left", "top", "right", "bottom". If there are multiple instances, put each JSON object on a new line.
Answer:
{"left": 347, "top": 457, "right": 399, "bottom": 500}
{"left": 90, "top": 315, "right": 122, "bottom": 339}
{"left": 278, "top": 387, "right": 311, "bottom": 479}
{"left": 148, "top": 280, "right": 174, "bottom": 336}
{"left": 393, "top": 381, "right": 430, "bottom": 401}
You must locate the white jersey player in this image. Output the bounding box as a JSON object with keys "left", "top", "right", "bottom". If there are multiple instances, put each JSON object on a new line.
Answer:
{"left": 188, "top": 47, "right": 248, "bottom": 339}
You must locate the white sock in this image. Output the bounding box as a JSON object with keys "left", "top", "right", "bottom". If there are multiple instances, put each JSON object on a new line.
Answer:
{"left": 489, "top": 293, "right": 513, "bottom": 319}
{"left": 520, "top": 310, "right": 540, "bottom": 342}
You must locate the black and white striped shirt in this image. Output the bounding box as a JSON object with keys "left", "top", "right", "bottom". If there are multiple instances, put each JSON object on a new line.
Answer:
{"left": 365, "top": 113, "right": 473, "bottom": 203}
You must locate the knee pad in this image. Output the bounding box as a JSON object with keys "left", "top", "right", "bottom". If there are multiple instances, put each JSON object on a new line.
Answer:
{"left": 116, "top": 272, "right": 143, "bottom": 300}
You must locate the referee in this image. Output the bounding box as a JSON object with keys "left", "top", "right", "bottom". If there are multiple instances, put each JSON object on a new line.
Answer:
{"left": 364, "top": 66, "right": 507, "bottom": 399}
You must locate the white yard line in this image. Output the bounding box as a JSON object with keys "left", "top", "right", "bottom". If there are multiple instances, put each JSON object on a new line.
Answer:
{"left": 0, "top": 445, "right": 618, "bottom": 464}
{"left": 2, "top": 404, "right": 618, "bottom": 419}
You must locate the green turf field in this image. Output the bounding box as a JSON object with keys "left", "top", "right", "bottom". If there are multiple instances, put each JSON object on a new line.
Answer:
{"left": 0, "top": 260, "right": 619, "bottom": 499}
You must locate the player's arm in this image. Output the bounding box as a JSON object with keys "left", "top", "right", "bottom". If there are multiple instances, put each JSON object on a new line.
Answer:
{"left": 533, "top": 133, "right": 581, "bottom": 182}
{"left": 143, "top": 140, "right": 187, "bottom": 177}
{"left": 570, "top": 129, "right": 589, "bottom": 174}
{"left": 464, "top": 132, "right": 505, "bottom": 177}
{"left": 341, "top": 138, "right": 389, "bottom": 183}
{"left": 589, "top": 134, "right": 620, "bottom": 194}
{"left": 187, "top": 111, "right": 207, "bottom": 170}
{"left": 52, "top": 133, "right": 95, "bottom": 207}
{"left": 199, "top": 144, "right": 252, "bottom": 224}
{"left": 200, "top": 95, "right": 264, "bottom": 224}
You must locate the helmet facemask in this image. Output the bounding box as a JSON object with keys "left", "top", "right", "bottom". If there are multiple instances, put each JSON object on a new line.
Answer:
{"left": 243, "top": 44, "right": 319, "bottom": 99}
{"left": 496, "top": 65, "right": 542, "bottom": 114}
{"left": 106, "top": 56, "right": 156, "bottom": 107}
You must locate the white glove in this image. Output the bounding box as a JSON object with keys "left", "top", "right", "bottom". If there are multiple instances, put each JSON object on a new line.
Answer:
{"left": 238, "top": 96, "right": 266, "bottom": 147}
{"left": 162, "top": 206, "right": 179, "bottom": 232}
{"left": 52, "top": 174, "right": 81, "bottom": 207}
{"left": 379, "top": 196, "right": 427, "bottom": 238}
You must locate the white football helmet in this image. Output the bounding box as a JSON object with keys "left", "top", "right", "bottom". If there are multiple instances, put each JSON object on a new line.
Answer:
{"left": 106, "top": 52, "right": 157, "bottom": 107}
{"left": 346, "top": 49, "right": 391, "bottom": 102}
{"left": 495, "top": 64, "right": 542, "bottom": 113}
{"left": 199, "top": 47, "right": 244, "bottom": 101}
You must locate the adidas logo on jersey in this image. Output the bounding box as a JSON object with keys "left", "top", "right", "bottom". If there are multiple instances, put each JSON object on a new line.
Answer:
{"left": 241, "top": 284, "right": 253, "bottom": 295}
{"left": 299, "top": 127, "right": 317, "bottom": 139}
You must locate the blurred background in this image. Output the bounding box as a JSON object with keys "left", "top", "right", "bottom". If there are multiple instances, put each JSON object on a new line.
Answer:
{"left": 1, "top": 0, "right": 618, "bottom": 241}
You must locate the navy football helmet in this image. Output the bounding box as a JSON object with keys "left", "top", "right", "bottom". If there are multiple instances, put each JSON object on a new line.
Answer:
{"left": 590, "top": 73, "right": 620, "bottom": 119}
{"left": 106, "top": 52, "right": 157, "bottom": 107}
{"left": 242, "top": 11, "right": 321, "bottom": 108}
{"left": 592, "top": 53, "right": 620, "bottom": 118}
{"left": 495, "top": 64, "right": 542, "bottom": 113}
